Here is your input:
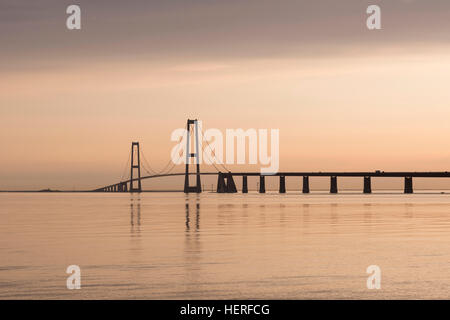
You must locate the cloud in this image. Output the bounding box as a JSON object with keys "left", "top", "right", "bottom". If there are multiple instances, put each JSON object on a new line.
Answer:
{"left": 2, "top": 0, "right": 450, "bottom": 69}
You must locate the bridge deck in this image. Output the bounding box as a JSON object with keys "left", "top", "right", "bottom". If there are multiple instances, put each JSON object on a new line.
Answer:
{"left": 95, "top": 171, "right": 450, "bottom": 191}
{"left": 203, "top": 172, "right": 450, "bottom": 178}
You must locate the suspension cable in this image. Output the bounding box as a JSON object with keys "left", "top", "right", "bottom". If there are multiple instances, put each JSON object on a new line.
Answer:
{"left": 159, "top": 128, "right": 192, "bottom": 175}
{"left": 200, "top": 127, "right": 230, "bottom": 172}
{"left": 120, "top": 148, "right": 131, "bottom": 181}
{"left": 138, "top": 128, "right": 188, "bottom": 176}
{"left": 135, "top": 123, "right": 229, "bottom": 178}
{"left": 140, "top": 146, "right": 158, "bottom": 175}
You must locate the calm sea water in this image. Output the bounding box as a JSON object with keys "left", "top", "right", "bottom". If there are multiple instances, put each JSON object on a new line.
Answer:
{"left": 1, "top": 191, "right": 450, "bottom": 299}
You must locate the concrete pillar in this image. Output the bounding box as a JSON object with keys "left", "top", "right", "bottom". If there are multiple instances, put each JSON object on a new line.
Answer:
{"left": 242, "top": 176, "right": 248, "bottom": 193}
{"left": 279, "top": 176, "right": 286, "bottom": 193}
{"left": 330, "top": 176, "right": 338, "bottom": 194}
{"left": 226, "top": 173, "right": 237, "bottom": 193}
{"left": 303, "top": 176, "right": 310, "bottom": 194}
{"left": 364, "top": 176, "right": 372, "bottom": 194}
{"left": 404, "top": 177, "right": 413, "bottom": 194}
{"left": 217, "top": 173, "right": 226, "bottom": 193}
{"left": 259, "top": 175, "right": 266, "bottom": 193}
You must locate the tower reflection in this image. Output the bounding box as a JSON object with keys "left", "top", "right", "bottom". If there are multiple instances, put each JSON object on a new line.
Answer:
{"left": 183, "top": 195, "right": 202, "bottom": 294}
{"left": 185, "top": 196, "right": 200, "bottom": 232}
{"left": 130, "top": 196, "right": 141, "bottom": 233}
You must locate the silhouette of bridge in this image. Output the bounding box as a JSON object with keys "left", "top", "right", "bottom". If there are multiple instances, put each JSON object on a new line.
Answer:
{"left": 93, "top": 119, "right": 450, "bottom": 194}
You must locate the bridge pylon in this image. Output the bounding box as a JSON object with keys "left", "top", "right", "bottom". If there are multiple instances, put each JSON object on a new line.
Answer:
{"left": 130, "top": 142, "right": 142, "bottom": 192}
{"left": 184, "top": 119, "right": 202, "bottom": 193}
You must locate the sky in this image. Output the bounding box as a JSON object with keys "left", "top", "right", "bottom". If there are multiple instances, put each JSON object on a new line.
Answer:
{"left": 2, "top": 0, "right": 450, "bottom": 190}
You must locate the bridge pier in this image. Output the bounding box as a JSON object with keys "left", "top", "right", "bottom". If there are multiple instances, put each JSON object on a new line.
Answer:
{"left": 242, "top": 176, "right": 248, "bottom": 193}
{"left": 259, "top": 175, "right": 266, "bottom": 193}
{"left": 226, "top": 173, "right": 237, "bottom": 193}
{"left": 303, "top": 176, "right": 310, "bottom": 193}
{"left": 364, "top": 176, "right": 372, "bottom": 194}
{"left": 279, "top": 176, "right": 286, "bottom": 193}
{"left": 216, "top": 172, "right": 238, "bottom": 193}
{"left": 217, "top": 173, "right": 226, "bottom": 193}
{"left": 330, "top": 176, "right": 338, "bottom": 194}
{"left": 404, "top": 177, "right": 413, "bottom": 194}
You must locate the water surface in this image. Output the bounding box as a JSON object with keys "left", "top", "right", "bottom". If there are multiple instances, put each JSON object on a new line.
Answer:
{"left": 1, "top": 192, "right": 450, "bottom": 299}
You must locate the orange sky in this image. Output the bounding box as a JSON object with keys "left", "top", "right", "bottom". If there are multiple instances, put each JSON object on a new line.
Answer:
{"left": 2, "top": 1, "right": 450, "bottom": 190}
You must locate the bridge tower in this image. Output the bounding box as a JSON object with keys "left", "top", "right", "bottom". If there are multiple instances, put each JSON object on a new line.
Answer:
{"left": 184, "top": 119, "right": 202, "bottom": 193}
{"left": 130, "top": 142, "right": 142, "bottom": 192}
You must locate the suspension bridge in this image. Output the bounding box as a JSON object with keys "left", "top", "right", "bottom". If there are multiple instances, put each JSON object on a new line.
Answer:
{"left": 93, "top": 119, "right": 450, "bottom": 194}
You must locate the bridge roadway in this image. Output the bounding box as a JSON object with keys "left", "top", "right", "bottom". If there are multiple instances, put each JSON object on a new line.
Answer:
{"left": 130, "top": 171, "right": 450, "bottom": 181}
{"left": 94, "top": 171, "right": 450, "bottom": 193}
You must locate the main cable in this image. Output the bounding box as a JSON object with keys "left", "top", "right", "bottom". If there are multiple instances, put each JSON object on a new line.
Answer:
{"left": 200, "top": 127, "right": 229, "bottom": 173}
{"left": 120, "top": 148, "right": 131, "bottom": 181}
